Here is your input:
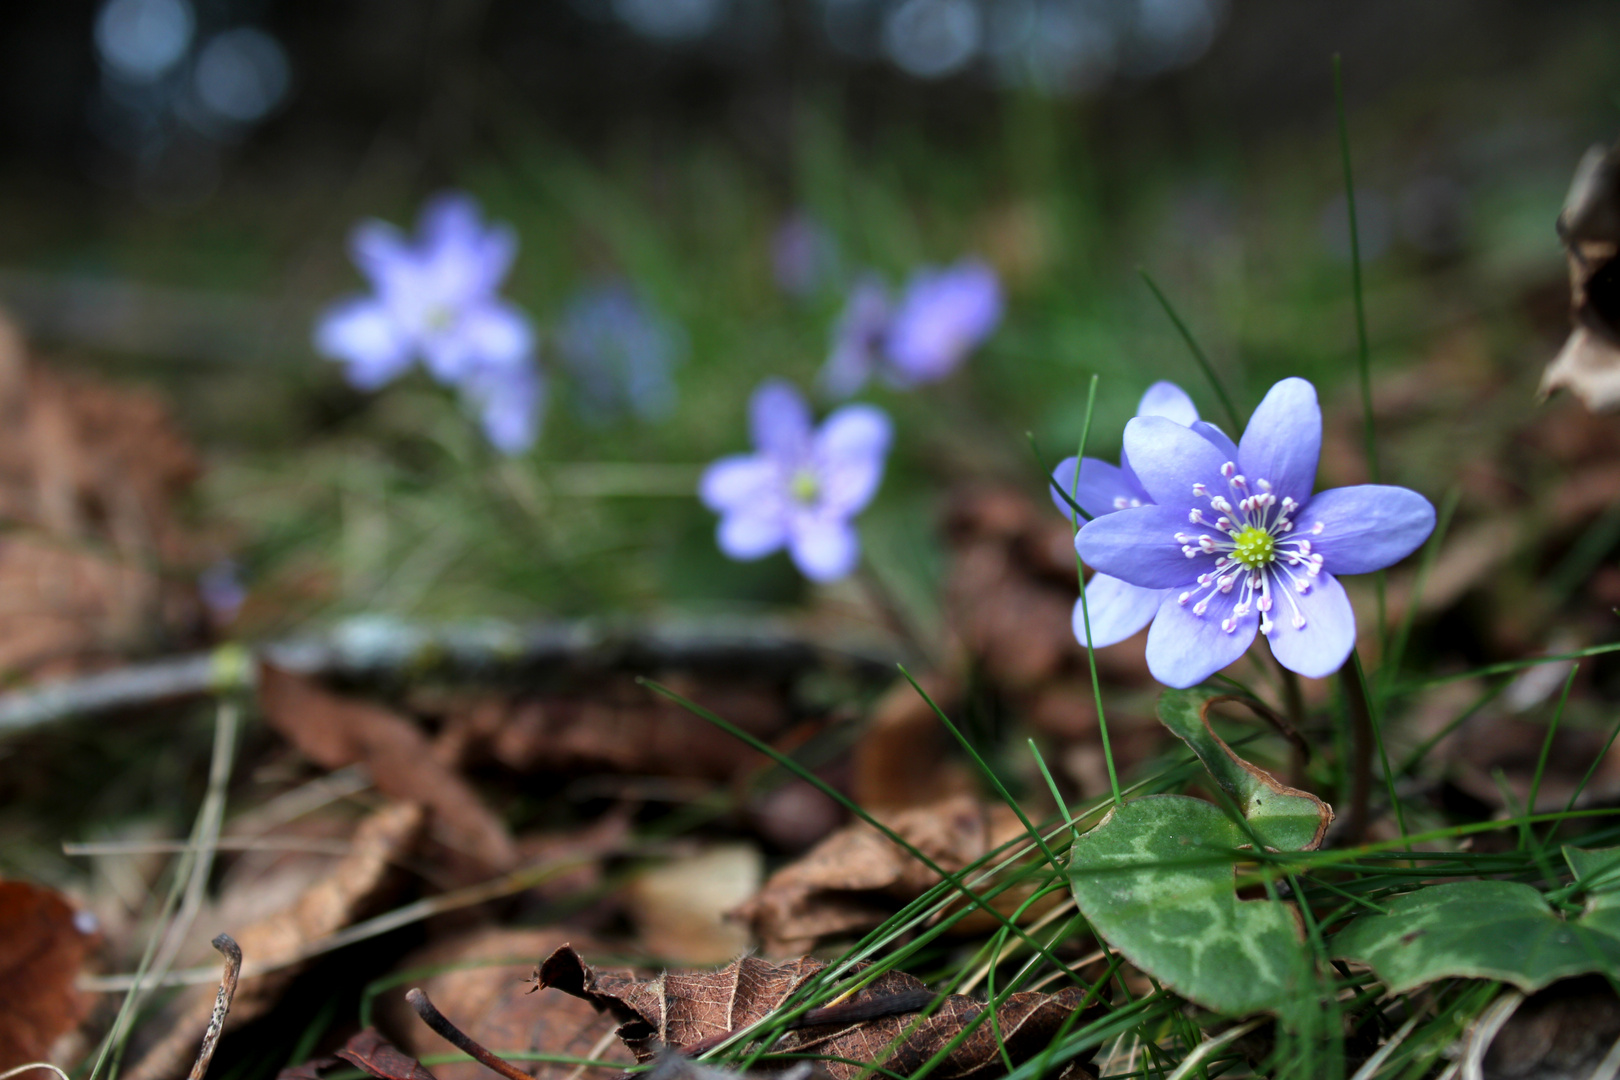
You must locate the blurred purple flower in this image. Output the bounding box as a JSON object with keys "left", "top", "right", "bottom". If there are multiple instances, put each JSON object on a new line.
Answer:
{"left": 819, "top": 274, "right": 893, "bottom": 398}
{"left": 1075, "top": 378, "right": 1435, "bottom": 687}
{"left": 1050, "top": 381, "right": 1219, "bottom": 650}
{"left": 198, "top": 559, "right": 246, "bottom": 623}
{"left": 884, "top": 258, "right": 1002, "bottom": 386}
{"left": 314, "top": 192, "right": 535, "bottom": 390}
{"left": 554, "top": 281, "right": 684, "bottom": 422}
{"left": 772, "top": 211, "right": 840, "bottom": 298}
{"left": 462, "top": 359, "right": 545, "bottom": 456}
{"left": 699, "top": 379, "right": 892, "bottom": 582}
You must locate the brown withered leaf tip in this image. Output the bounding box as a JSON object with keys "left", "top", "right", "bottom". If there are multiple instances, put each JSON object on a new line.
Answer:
{"left": 0, "top": 880, "right": 100, "bottom": 1071}
{"left": 535, "top": 945, "right": 1096, "bottom": 1080}
{"left": 336, "top": 1029, "right": 440, "bottom": 1080}
{"left": 383, "top": 928, "right": 631, "bottom": 1080}
{"left": 1543, "top": 140, "right": 1620, "bottom": 410}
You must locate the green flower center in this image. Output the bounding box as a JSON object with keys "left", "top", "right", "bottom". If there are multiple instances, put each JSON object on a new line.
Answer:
{"left": 425, "top": 305, "right": 455, "bottom": 332}
{"left": 791, "top": 469, "right": 820, "bottom": 504}
{"left": 1231, "top": 525, "right": 1275, "bottom": 569}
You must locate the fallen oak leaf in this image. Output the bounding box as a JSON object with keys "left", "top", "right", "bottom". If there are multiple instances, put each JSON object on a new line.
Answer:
{"left": 534, "top": 945, "right": 1096, "bottom": 1080}
{"left": 1541, "top": 139, "right": 1620, "bottom": 410}
{"left": 0, "top": 880, "right": 100, "bottom": 1071}
{"left": 731, "top": 794, "right": 1043, "bottom": 955}
{"left": 124, "top": 802, "right": 423, "bottom": 1080}
{"left": 337, "top": 1029, "right": 440, "bottom": 1080}
{"left": 257, "top": 663, "right": 516, "bottom": 873}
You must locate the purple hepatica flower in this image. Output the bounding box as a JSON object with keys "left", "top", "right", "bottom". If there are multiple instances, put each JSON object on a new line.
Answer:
{"left": 554, "top": 281, "right": 684, "bottom": 422}
{"left": 884, "top": 258, "right": 1002, "bottom": 386}
{"left": 819, "top": 274, "right": 893, "bottom": 398}
{"left": 699, "top": 379, "right": 892, "bottom": 583}
{"left": 1050, "top": 381, "right": 1228, "bottom": 650}
{"left": 1075, "top": 378, "right": 1435, "bottom": 687}
{"left": 314, "top": 192, "right": 534, "bottom": 391}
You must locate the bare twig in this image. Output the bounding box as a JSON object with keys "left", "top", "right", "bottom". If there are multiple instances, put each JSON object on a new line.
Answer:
{"left": 189, "top": 935, "right": 243, "bottom": 1080}
{"left": 407, "top": 988, "right": 534, "bottom": 1080}
{"left": 0, "top": 617, "right": 901, "bottom": 737}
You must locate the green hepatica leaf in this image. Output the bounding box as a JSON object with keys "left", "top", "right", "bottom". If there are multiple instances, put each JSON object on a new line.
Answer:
{"left": 1333, "top": 846, "right": 1620, "bottom": 994}
{"left": 1069, "top": 795, "right": 1314, "bottom": 1015}
{"left": 1154, "top": 688, "right": 1332, "bottom": 851}
{"left": 1067, "top": 692, "right": 1332, "bottom": 1016}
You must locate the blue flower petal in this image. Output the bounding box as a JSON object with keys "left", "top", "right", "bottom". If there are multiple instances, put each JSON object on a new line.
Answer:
{"left": 719, "top": 511, "right": 789, "bottom": 560}
{"left": 1074, "top": 504, "right": 1202, "bottom": 588}
{"left": 1121, "top": 416, "right": 1232, "bottom": 509}
{"left": 700, "top": 454, "right": 779, "bottom": 513}
{"left": 816, "top": 404, "right": 891, "bottom": 514}
{"left": 1190, "top": 420, "right": 1239, "bottom": 462}
{"left": 314, "top": 297, "right": 413, "bottom": 390}
{"left": 750, "top": 379, "right": 813, "bottom": 460}
{"left": 1074, "top": 575, "right": 1166, "bottom": 648}
{"left": 1300, "top": 485, "right": 1436, "bottom": 575}
{"left": 790, "top": 517, "right": 859, "bottom": 581}
{"left": 1137, "top": 381, "right": 1199, "bottom": 426}
{"left": 1237, "top": 378, "right": 1321, "bottom": 505}
{"left": 1050, "top": 457, "right": 1153, "bottom": 523}
{"left": 1144, "top": 587, "right": 1258, "bottom": 688}
{"left": 1264, "top": 571, "right": 1356, "bottom": 679}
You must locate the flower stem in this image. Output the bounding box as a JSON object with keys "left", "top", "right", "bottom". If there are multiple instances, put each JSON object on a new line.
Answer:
{"left": 1340, "top": 652, "right": 1373, "bottom": 843}
{"left": 1339, "top": 647, "right": 1406, "bottom": 845}
{"left": 1070, "top": 374, "right": 1122, "bottom": 806}
{"left": 1279, "top": 665, "right": 1309, "bottom": 787}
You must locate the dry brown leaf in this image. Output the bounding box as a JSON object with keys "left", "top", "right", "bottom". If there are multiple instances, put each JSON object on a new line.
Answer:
{"left": 0, "top": 880, "right": 99, "bottom": 1070}
{"left": 258, "top": 664, "right": 516, "bottom": 873}
{"left": 386, "top": 928, "right": 631, "bottom": 1080}
{"left": 338, "top": 1029, "right": 440, "bottom": 1080}
{"left": 0, "top": 314, "right": 205, "bottom": 679}
{"left": 536, "top": 945, "right": 1096, "bottom": 1080}
{"left": 452, "top": 677, "right": 791, "bottom": 783}
{"left": 126, "top": 802, "right": 423, "bottom": 1080}
{"left": 730, "top": 794, "right": 1036, "bottom": 955}
{"left": 1482, "top": 977, "right": 1620, "bottom": 1080}
{"left": 1542, "top": 141, "right": 1620, "bottom": 410}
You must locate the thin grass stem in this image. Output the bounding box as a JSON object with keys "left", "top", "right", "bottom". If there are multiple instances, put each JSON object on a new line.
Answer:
{"left": 1068, "top": 375, "right": 1121, "bottom": 804}
{"left": 1027, "top": 738, "right": 1077, "bottom": 840}
{"left": 1137, "top": 268, "right": 1244, "bottom": 433}
{"left": 1522, "top": 664, "right": 1578, "bottom": 851}
{"left": 1334, "top": 54, "right": 1389, "bottom": 667}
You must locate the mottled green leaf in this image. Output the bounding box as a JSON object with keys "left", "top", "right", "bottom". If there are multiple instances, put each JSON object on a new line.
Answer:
{"left": 1332, "top": 846, "right": 1620, "bottom": 993}
{"left": 1066, "top": 689, "right": 1333, "bottom": 1016}
{"left": 1069, "top": 795, "right": 1315, "bottom": 1015}
{"left": 1154, "top": 688, "right": 1332, "bottom": 851}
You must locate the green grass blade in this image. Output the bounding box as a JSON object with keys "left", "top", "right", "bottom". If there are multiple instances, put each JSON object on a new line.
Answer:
{"left": 1137, "top": 268, "right": 1244, "bottom": 433}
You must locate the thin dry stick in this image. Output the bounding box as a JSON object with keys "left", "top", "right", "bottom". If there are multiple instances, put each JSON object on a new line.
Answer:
{"left": 1460, "top": 991, "right": 1524, "bottom": 1080}
{"left": 189, "top": 934, "right": 243, "bottom": 1080}
{"left": 1164, "top": 1018, "right": 1266, "bottom": 1080}
{"left": 66, "top": 837, "right": 353, "bottom": 858}
{"left": 0, "top": 1066, "right": 71, "bottom": 1080}
{"left": 407, "top": 988, "right": 537, "bottom": 1080}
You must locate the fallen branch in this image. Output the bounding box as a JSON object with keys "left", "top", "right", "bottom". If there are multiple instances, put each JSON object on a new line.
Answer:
{"left": 0, "top": 615, "right": 903, "bottom": 736}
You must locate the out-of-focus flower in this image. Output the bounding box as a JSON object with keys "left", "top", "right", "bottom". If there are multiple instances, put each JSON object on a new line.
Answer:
{"left": 314, "top": 192, "right": 534, "bottom": 391}
{"left": 699, "top": 379, "right": 892, "bottom": 582}
{"left": 772, "top": 211, "right": 840, "bottom": 298}
{"left": 553, "top": 281, "right": 684, "bottom": 422}
{"left": 198, "top": 558, "right": 246, "bottom": 623}
{"left": 884, "top": 258, "right": 1002, "bottom": 386}
{"left": 1050, "top": 380, "right": 1220, "bottom": 649}
{"left": 461, "top": 360, "right": 545, "bottom": 456}
{"left": 1075, "top": 378, "right": 1435, "bottom": 687}
{"left": 819, "top": 274, "right": 893, "bottom": 398}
